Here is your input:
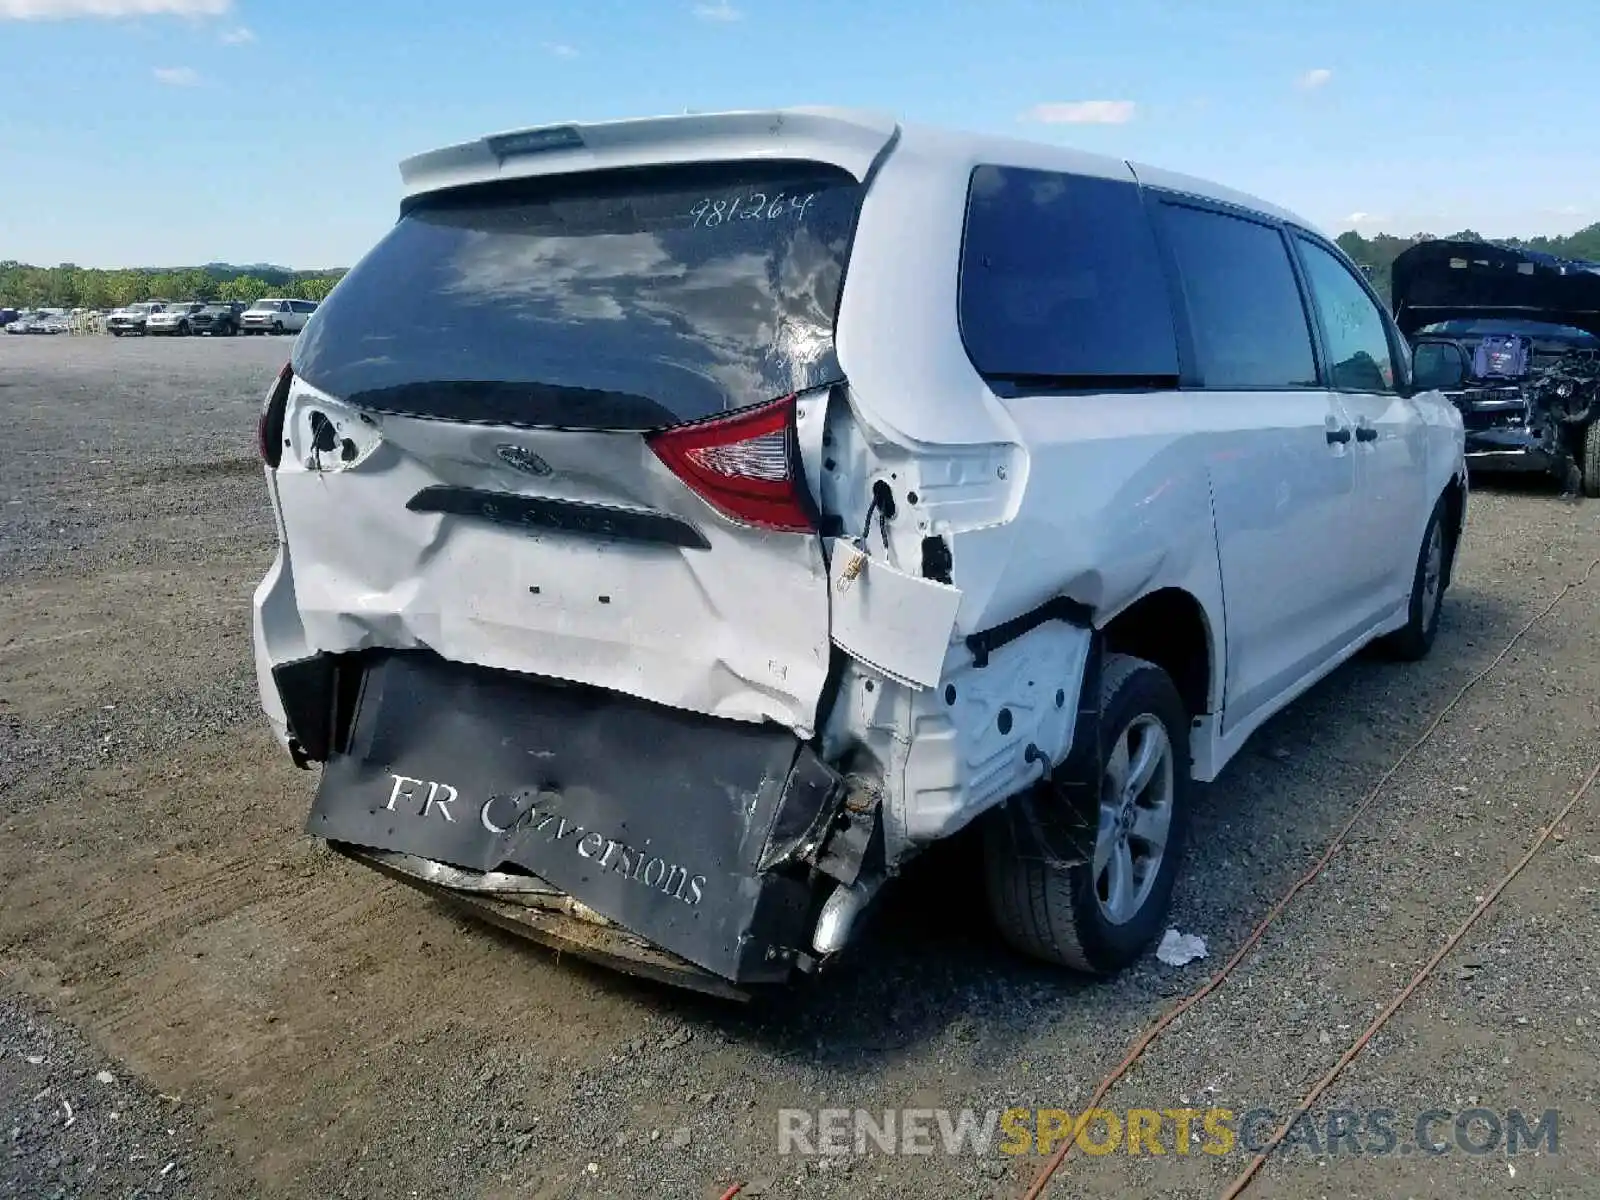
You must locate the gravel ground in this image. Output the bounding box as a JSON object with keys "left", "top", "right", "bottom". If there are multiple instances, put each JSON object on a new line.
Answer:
{"left": 2, "top": 333, "right": 1598, "bottom": 1199}
{"left": 0, "top": 996, "right": 205, "bottom": 1199}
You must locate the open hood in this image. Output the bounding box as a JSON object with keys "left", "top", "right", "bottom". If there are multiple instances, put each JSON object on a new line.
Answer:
{"left": 1392, "top": 239, "right": 1600, "bottom": 340}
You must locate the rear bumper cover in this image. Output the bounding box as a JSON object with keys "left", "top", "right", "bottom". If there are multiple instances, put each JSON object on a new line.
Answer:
{"left": 297, "top": 651, "right": 860, "bottom": 988}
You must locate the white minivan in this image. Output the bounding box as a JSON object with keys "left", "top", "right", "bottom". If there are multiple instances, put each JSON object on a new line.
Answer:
{"left": 252, "top": 108, "right": 1468, "bottom": 997}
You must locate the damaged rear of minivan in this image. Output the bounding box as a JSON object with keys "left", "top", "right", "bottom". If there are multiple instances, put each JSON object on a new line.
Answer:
{"left": 255, "top": 109, "right": 1102, "bottom": 998}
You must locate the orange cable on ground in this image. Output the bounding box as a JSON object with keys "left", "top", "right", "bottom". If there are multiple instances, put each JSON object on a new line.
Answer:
{"left": 1219, "top": 754, "right": 1600, "bottom": 1198}
{"left": 1022, "top": 554, "right": 1600, "bottom": 1200}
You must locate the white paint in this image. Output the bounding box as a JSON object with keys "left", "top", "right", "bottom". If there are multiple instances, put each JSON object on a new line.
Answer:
{"left": 253, "top": 106, "right": 1468, "bottom": 884}
{"left": 827, "top": 539, "right": 962, "bottom": 689}
{"left": 257, "top": 378, "right": 831, "bottom": 736}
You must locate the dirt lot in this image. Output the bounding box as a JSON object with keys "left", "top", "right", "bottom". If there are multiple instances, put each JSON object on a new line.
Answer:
{"left": 2, "top": 333, "right": 1598, "bottom": 1200}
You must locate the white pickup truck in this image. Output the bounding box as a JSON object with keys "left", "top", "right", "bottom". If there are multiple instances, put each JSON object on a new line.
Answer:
{"left": 241, "top": 298, "right": 318, "bottom": 335}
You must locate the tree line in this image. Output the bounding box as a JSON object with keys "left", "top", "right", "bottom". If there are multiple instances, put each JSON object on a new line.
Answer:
{"left": 7, "top": 218, "right": 1599, "bottom": 312}
{"left": 0, "top": 262, "right": 346, "bottom": 310}
{"left": 1336, "top": 222, "right": 1600, "bottom": 304}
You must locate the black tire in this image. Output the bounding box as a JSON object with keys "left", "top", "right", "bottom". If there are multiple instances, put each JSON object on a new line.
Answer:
{"left": 271, "top": 320, "right": 284, "bottom": 335}
{"left": 1379, "top": 495, "right": 1448, "bottom": 661}
{"left": 983, "top": 653, "right": 1192, "bottom": 975}
{"left": 178, "top": 321, "right": 190, "bottom": 336}
{"left": 111, "top": 330, "right": 123, "bottom": 338}
{"left": 1582, "top": 423, "right": 1600, "bottom": 499}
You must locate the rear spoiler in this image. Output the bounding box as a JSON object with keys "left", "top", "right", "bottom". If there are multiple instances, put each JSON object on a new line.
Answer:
{"left": 398, "top": 107, "right": 901, "bottom": 199}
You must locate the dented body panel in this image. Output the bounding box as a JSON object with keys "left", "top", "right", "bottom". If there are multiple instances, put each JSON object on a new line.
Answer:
{"left": 262, "top": 378, "right": 831, "bottom": 736}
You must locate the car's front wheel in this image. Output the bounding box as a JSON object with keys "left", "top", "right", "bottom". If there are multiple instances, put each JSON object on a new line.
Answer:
{"left": 984, "top": 653, "right": 1191, "bottom": 974}
{"left": 1379, "top": 496, "right": 1449, "bottom": 661}
{"left": 271, "top": 320, "right": 284, "bottom": 335}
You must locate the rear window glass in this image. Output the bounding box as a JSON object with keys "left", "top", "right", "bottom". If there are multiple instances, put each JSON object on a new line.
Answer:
{"left": 293, "top": 160, "right": 865, "bottom": 430}
{"left": 958, "top": 165, "right": 1179, "bottom": 386}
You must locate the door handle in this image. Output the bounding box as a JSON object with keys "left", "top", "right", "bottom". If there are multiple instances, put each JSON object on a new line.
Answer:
{"left": 1326, "top": 426, "right": 1352, "bottom": 445}
{"left": 1355, "top": 424, "right": 1378, "bottom": 442}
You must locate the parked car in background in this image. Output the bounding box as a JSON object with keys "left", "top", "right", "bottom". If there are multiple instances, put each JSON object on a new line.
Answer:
{"left": 107, "top": 300, "right": 174, "bottom": 336}
{"left": 5, "top": 309, "right": 69, "bottom": 335}
{"left": 1394, "top": 238, "right": 1600, "bottom": 495}
{"left": 190, "top": 301, "right": 245, "bottom": 336}
{"left": 147, "top": 301, "right": 207, "bottom": 336}
{"left": 241, "top": 298, "right": 318, "bottom": 335}
{"left": 254, "top": 108, "right": 1469, "bottom": 998}
{"left": 0, "top": 308, "right": 18, "bottom": 327}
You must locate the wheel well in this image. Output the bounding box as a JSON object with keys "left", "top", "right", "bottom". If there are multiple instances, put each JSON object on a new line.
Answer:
{"left": 1441, "top": 475, "right": 1466, "bottom": 588}
{"left": 1100, "top": 588, "right": 1212, "bottom": 716}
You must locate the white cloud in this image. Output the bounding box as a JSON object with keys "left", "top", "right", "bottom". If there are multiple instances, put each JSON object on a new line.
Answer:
{"left": 218, "top": 24, "right": 253, "bottom": 43}
{"left": 542, "top": 41, "right": 577, "bottom": 58}
{"left": 1022, "top": 100, "right": 1137, "bottom": 125}
{"left": 692, "top": 1, "right": 741, "bottom": 20}
{"left": 152, "top": 65, "right": 200, "bottom": 85}
{"left": 1297, "top": 68, "right": 1334, "bottom": 91}
{"left": 0, "top": 0, "right": 228, "bottom": 17}
{"left": 1343, "top": 212, "right": 1388, "bottom": 226}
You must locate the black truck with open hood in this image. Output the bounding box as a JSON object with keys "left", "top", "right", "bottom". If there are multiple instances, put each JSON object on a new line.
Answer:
{"left": 1393, "top": 238, "right": 1600, "bottom": 495}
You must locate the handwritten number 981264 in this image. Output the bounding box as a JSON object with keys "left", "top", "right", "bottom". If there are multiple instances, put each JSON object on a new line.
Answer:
{"left": 689, "top": 192, "right": 818, "bottom": 229}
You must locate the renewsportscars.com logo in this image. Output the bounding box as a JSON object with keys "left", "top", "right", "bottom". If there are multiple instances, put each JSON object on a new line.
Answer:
{"left": 776, "top": 1106, "right": 1560, "bottom": 1158}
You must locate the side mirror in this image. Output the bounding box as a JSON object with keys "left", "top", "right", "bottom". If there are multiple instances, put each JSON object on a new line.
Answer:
{"left": 1410, "top": 340, "right": 1469, "bottom": 392}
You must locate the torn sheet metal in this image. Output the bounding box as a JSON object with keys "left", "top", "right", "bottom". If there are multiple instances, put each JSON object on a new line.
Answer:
{"left": 826, "top": 537, "right": 963, "bottom": 688}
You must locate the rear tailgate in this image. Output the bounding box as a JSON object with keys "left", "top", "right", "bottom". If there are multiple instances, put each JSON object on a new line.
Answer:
{"left": 269, "top": 120, "right": 895, "bottom": 736}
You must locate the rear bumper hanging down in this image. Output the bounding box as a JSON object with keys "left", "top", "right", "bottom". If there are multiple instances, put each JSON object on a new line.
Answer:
{"left": 297, "top": 651, "right": 878, "bottom": 991}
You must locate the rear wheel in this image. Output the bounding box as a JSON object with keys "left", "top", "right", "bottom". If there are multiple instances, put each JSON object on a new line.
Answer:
{"left": 1379, "top": 496, "right": 1447, "bottom": 661}
{"left": 1582, "top": 423, "right": 1600, "bottom": 499}
{"left": 983, "top": 653, "right": 1191, "bottom": 974}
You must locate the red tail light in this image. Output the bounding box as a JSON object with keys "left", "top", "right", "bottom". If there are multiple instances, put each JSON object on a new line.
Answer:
{"left": 646, "top": 394, "right": 815, "bottom": 532}
{"left": 258, "top": 362, "right": 293, "bottom": 468}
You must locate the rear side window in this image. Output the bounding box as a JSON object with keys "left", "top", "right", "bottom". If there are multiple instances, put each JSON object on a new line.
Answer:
{"left": 1157, "top": 202, "right": 1318, "bottom": 389}
{"left": 958, "top": 165, "right": 1178, "bottom": 386}
{"left": 293, "top": 160, "right": 865, "bottom": 430}
{"left": 1295, "top": 237, "right": 1397, "bottom": 392}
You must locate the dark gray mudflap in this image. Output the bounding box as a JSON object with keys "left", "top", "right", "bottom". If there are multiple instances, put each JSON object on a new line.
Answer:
{"left": 308, "top": 652, "right": 839, "bottom": 984}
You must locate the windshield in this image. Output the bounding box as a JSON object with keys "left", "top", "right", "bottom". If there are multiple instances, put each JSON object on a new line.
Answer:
{"left": 292, "top": 159, "right": 865, "bottom": 430}
{"left": 249, "top": 300, "right": 280, "bottom": 311}
{"left": 1419, "top": 318, "right": 1599, "bottom": 342}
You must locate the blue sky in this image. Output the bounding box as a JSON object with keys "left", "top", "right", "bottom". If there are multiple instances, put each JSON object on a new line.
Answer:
{"left": 2, "top": 0, "right": 1596, "bottom": 269}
